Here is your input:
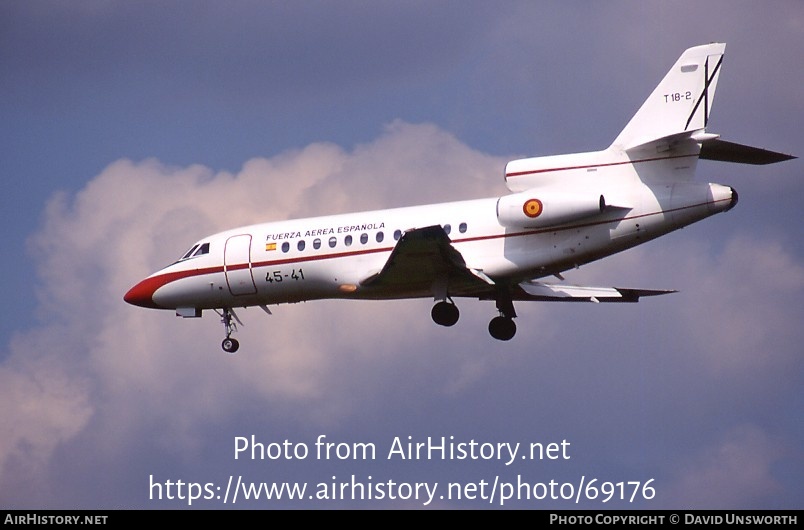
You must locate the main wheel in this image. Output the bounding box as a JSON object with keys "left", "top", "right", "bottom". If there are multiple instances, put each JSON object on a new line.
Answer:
{"left": 431, "top": 301, "right": 459, "bottom": 327}
{"left": 222, "top": 337, "right": 240, "bottom": 353}
{"left": 488, "top": 316, "right": 516, "bottom": 341}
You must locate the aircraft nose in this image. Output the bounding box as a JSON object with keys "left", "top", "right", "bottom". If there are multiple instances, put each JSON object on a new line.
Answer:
{"left": 124, "top": 277, "right": 163, "bottom": 309}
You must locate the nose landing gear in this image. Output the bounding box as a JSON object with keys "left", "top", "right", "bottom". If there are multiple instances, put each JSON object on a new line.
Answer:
{"left": 215, "top": 307, "right": 242, "bottom": 353}
{"left": 222, "top": 336, "right": 239, "bottom": 353}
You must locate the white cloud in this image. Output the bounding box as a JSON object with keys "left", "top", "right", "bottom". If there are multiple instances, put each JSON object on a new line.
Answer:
{"left": 670, "top": 236, "right": 804, "bottom": 374}
{"left": 0, "top": 122, "right": 507, "bottom": 502}
{"left": 662, "top": 425, "right": 785, "bottom": 508}
{"left": 559, "top": 229, "right": 804, "bottom": 377}
{"left": 0, "top": 349, "right": 92, "bottom": 480}
{"left": 1, "top": 121, "right": 800, "bottom": 508}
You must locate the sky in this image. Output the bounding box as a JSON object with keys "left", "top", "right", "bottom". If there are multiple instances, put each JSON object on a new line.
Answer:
{"left": 1, "top": 1, "right": 802, "bottom": 510}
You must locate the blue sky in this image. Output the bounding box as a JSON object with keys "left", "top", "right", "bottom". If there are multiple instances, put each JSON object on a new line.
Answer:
{"left": 1, "top": 1, "right": 801, "bottom": 509}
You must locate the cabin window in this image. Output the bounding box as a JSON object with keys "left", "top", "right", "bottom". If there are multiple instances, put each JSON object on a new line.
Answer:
{"left": 394, "top": 229, "right": 402, "bottom": 240}
{"left": 297, "top": 240, "right": 306, "bottom": 251}
{"left": 459, "top": 222, "right": 467, "bottom": 233}
{"left": 376, "top": 232, "right": 384, "bottom": 243}
{"left": 345, "top": 235, "right": 353, "bottom": 246}
{"left": 443, "top": 224, "right": 451, "bottom": 235}
{"left": 360, "top": 233, "right": 368, "bottom": 244}
{"left": 328, "top": 236, "right": 337, "bottom": 248}
{"left": 282, "top": 242, "right": 290, "bottom": 253}
{"left": 313, "top": 238, "right": 321, "bottom": 249}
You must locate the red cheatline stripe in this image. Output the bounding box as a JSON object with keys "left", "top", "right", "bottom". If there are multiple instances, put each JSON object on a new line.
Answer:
{"left": 127, "top": 197, "right": 727, "bottom": 299}
{"left": 505, "top": 153, "right": 697, "bottom": 178}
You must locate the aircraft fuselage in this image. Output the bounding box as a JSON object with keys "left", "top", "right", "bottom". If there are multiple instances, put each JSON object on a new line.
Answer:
{"left": 125, "top": 159, "right": 735, "bottom": 312}
{"left": 123, "top": 43, "right": 792, "bottom": 351}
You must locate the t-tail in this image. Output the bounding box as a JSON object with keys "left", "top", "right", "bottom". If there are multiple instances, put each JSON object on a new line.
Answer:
{"left": 611, "top": 42, "right": 794, "bottom": 165}
{"left": 504, "top": 42, "right": 795, "bottom": 192}
{"left": 611, "top": 42, "right": 726, "bottom": 152}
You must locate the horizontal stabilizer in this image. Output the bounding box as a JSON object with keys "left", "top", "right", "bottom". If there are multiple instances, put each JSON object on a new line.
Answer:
{"left": 699, "top": 138, "right": 796, "bottom": 165}
{"left": 515, "top": 281, "right": 676, "bottom": 303}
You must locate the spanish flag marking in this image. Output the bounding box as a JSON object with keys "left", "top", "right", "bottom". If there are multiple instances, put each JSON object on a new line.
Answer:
{"left": 265, "top": 242, "right": 277, "bottom": 251}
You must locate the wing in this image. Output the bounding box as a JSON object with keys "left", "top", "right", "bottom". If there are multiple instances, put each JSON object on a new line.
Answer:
{"left": 360, "top": 225, "right": 494, "bottom": 297}
{"left": 360, "top": 225, "right": 675, "bottom": 304}
{"left": 508, "top": 280, "right": 676, "bottom": 303}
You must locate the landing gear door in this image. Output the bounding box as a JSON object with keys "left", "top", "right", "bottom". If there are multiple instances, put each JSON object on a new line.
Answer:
{"left": 224, "top": 234, "right": 257, "bottom": 296}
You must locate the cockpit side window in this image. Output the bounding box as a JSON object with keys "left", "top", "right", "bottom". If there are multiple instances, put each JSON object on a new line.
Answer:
{"left": 192, "top": 242, "right": 210, "bottom": 257}
{"left": 178, "top": 242, "right": 210, "bottom": 261}
{"left": 180, "top": 244, "right": 199, "bottom": 260}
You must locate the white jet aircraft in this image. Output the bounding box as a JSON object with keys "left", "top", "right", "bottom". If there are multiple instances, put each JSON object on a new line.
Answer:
{"left": 124, "top": 43, "right": 794, "bottom": 353}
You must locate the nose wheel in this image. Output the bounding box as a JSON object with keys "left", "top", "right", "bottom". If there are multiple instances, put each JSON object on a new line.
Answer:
{"left": 222, "top": 337, "right": 240, "bottom": 353}
{"left": 215, "top": 307, "right": 242, "bottom": 354}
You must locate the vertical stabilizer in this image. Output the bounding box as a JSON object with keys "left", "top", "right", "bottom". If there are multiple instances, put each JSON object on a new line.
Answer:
{"left": 611, "top": 43, "right": 726, "bottom": 151}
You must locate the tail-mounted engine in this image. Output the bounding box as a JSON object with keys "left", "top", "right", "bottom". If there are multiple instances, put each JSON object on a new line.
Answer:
{"left": 496, "top": 189, "right": 606, "bottom": 228}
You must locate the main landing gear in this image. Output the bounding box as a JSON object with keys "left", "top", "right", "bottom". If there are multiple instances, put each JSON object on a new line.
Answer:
{"left": 215, "top": 307, "right": 242, "bottom": 353}
{"left": 431, "top": 299, "right": 460, "bottom": 327}
{"left": 429, "top": 293, "right": 518, "bottom": 341}
{"left": 488, "top": 314, "right": 516, "bottom": 341}
{"left": 489, "top": 291, "right": 517, "bottom": 341}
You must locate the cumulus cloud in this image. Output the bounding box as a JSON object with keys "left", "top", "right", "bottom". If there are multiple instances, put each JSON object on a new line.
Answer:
{"left": 569, "top": 232, "right": 804, "bottom": 376}
{"left": 661, "top": 425, "right": 787, "bottom": 509}
{"left": 667, "top": 236, "right": 804, "bottom": 374}
{"left": 1, "top": 121, "right": 800, "bottom": 508}
{"left": 0, "top": 122, "right": 506, "bottom": 503}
